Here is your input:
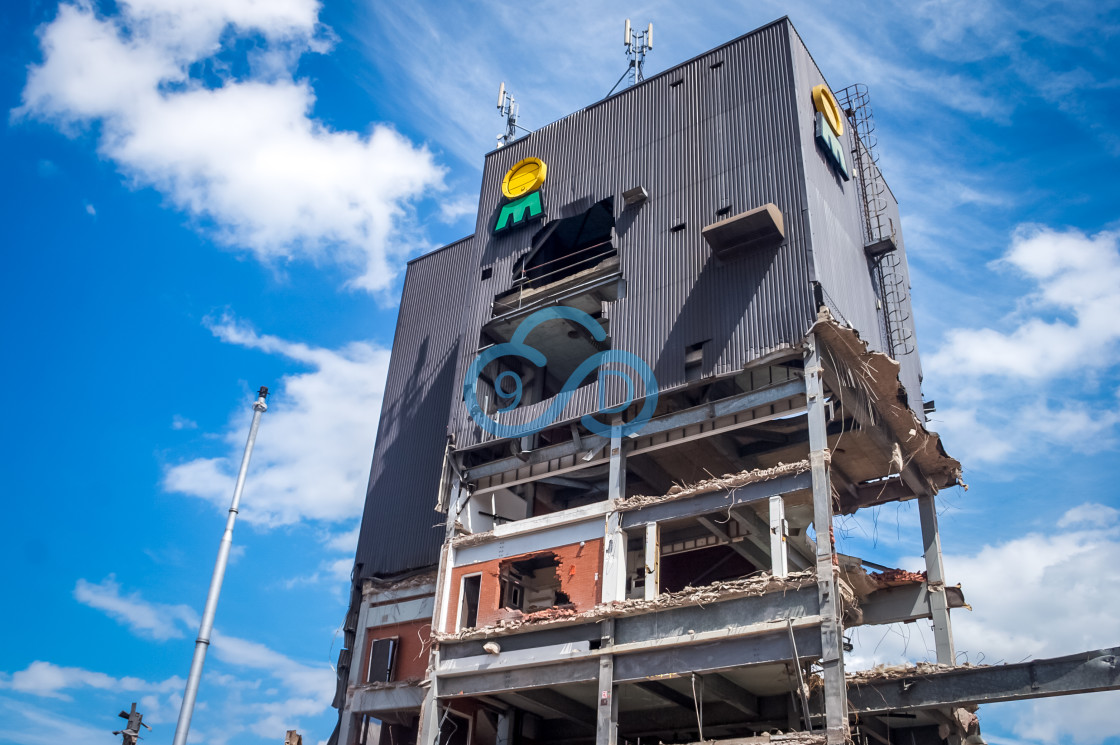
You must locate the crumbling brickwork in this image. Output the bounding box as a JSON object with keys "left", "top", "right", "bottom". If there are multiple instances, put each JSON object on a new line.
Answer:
{"left": 445, "top": 539, "right": 603, "bottom": 632}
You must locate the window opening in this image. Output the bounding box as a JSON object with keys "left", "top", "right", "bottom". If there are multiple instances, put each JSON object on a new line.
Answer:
{"left": 498, "top": 553, "right": 570, "bottom": 613}
{"left": 458, "top": 574, "right": 481, "bottom": 630}
{"left": 685, "top": 340, "right": 708, "bottom": 382}
{"left": 512, "top": 198, "right": 616, "bottom": 290}
{"left": 438, "top": 710, "right": 472, "bottom": 745}
{"left": 366, "top": 637, "right": 398, "bottom": 683}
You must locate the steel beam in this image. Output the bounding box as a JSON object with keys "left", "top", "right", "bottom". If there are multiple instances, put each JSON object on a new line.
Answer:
{"left": 732, "top": 505, "right": 812, "bottom": 571}
{"left": 805, "top": 333, "right": 848, "bottom": 745}
{"left": 509, "top": 689, "right": 595, "bottom": 732}
{"left": 597, "top": 619, "right": 618, "bottom": 745}
{"left": 918, "top": 494, "right": 956, "bottom": 665}
{"left": 857, "top": 583, "right": 968, "bottom": 627}
{"left": 846, "top": 647, "right": 1120, "bottom": 714}
{"left": 701, "top": 673, "right": 760, "bottom": 717}
{"left": 614, "top": 590, "right": 820, "bottom": 646}
{"left": 612, "top": 627, "right": 822, "bottom": 683}
{"left": 636, "top": 681, "right": 696, "bottom": 710}
{"left": 439, "top": 659, "right": 600, "bottom": 698}
{"left": 618, "top": 470, "right": 813, "bottom": 529}
{"left": 696, "top": 515, "right": 771, "bottom": 569}
{"left": 465, "top": 379, "right": 806, "bottom": 483}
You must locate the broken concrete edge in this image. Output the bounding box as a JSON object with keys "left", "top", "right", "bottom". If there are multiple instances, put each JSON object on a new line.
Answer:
{"left": 352, "top": 678, "right": 425, "bottom": 692}
{"left": 432, "top": 570, "right": 818, "bottom": 643}
{"left": 844, "top": 661, "right": 988, "bottom": 685}
{"left": 676, "top": 734, "right": 826, "bottom": 745}
{"left": 449, "top": 460, "right": 817, "bottom": 549}
{"left": 808, "top": 315, "right": 964, "bottom": 491}
{"left": 362, "top": 571, "right": 438, "bottom": 596}
{"left": 618, "top": 458, "right": 817, "bottom": 511}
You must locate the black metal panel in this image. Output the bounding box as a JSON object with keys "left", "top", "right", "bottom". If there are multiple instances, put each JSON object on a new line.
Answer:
{"left": 353, "top": 236, "right": 480, "bottom": 577}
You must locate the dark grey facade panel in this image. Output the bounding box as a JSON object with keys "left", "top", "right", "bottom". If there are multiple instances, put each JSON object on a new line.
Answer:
{"left": 787, "top": 28, "right": 925, "bottom": 416}
{"left": 450, "top": 20, "right": 818, "bottom": 448}
{"left": 354, "top": 236, "right": 478, "bottom": 577}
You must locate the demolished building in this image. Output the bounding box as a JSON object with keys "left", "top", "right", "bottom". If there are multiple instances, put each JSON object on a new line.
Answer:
{"left": 329, "top": 17, "right": 1119, "bottom": 745}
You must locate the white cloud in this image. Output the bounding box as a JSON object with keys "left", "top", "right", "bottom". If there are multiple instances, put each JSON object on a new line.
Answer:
{"left": 49, "top": 576, "right": 337, "bottom": 740}
{"left": 847, "top": 502, "right": 1120, "bottom": 744}
{"left": 928, "top": 227, "right": 1120, "bottom": 380}
{"left": 73, "top": 575, "right": 198, "bottom": 640}
{"left": 947, "top": 504, "right": 1120, "bottom": 744}
{"left": 172, "top": 414, "right": 198, "bottom": 430}
{"left": 0, "top": 695, "right": 120, "bottom": 745}
{"left": 16, "top": 0, "right": 444, "bottom": 292}
{"left": 323, "top": 525, "right": 360, "bottom": 554}
{"left": 209, "top": 632, "right": 334, "bottom": 702}
{"left": 0, "top": 661, "right": 180, "bottom": 701}
{"left": 924, "top": 226, "right": 1120, "bottom": 465}
{"left": 163, "top": 315, "right": 390, "bottom": 526}
{"left": 947, "top": 503, "right": 1120, "bottom": 663}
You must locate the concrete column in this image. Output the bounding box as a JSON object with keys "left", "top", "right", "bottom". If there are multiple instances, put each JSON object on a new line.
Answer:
{"left": 769, "top": 495, "right": 789, "bottom": 578}
{"left": 644, "top": 521, "right": 659, "bottom": 600}
{"left": 602, "top": 425, "right": 627, "bottom": 603}
{"left": 919, "top": 494, "right": 957, "bottom": 665}
{"left": 805, "top": 333, "right": 848, "bottom": 744}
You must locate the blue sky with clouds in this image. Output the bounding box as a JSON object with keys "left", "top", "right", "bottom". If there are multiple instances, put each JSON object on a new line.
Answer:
{"left": 1, "top": 1, "right": 1118, "bottom": 744}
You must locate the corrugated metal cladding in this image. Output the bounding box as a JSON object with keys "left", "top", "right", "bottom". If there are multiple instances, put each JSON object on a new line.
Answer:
{"left": 353, "top": 236, "right": 481, "bottom": 577}
{"left": 450, "top": 18, "right": 819, "bottom": 448}
{"left": 786, "top": 27, "right": 925, "bottom": 415}
{"left": 352, "top": 17, "right": 932, "bottom": 577}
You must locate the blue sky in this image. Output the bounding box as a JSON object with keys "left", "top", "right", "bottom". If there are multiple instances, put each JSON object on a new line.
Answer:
{"left": 1, "top": 1, "right": 1118, "bottom": 744}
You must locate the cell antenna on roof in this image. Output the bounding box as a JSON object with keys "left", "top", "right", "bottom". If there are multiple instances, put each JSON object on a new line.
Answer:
{"left": 607, "top": 19, "right": 653, "bottom": 97}
{"left": 496, "top": 82, "right": 530, "bottom": 147}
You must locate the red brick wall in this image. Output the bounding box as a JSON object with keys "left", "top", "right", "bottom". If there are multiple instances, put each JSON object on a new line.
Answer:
{"left": 446, "top": 538, "right": 603, "bottom": 632}
{"left": 365, "top": 618, "right": 431, "bottom": 682}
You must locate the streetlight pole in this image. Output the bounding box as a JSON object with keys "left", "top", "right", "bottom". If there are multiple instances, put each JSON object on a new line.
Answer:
{"left": 172, "top": 386, "right": 269, "bottom": 745}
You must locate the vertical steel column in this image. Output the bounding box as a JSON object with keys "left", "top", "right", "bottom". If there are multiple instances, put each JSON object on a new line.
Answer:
{"left": 919, "top": 494, "right": 956, "bottom": 665}
{"left": 805, "top": 336, "right": 848, "bottom": 743}
{"left": 601, "top": 424, "right": 627, "bottom": 603}
{"left": 595, "top": 619, "right": 618, "bottom": 745}
{"left": 597, "top": 424, "right": 624, "bottom": 745}
{"left": 172, "top": 387, "right": 268, "bottom": 745}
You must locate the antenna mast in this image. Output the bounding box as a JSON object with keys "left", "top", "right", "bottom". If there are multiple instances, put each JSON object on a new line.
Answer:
{"left": 171, "top": 386, "right": 269, "bottom": 745}
{"left": 607, "top": 19, "right": 653, "bottom": 97}
{"left": 496, "top": 82, "right": 519, "bottom": 147}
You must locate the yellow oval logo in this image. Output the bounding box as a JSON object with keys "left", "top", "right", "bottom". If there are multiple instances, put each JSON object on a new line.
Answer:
{"left": 502, "top": 157, "right": 548, "bottom": 199}
{"left": 812, "top": 84, "right": 844, "bottom": 138}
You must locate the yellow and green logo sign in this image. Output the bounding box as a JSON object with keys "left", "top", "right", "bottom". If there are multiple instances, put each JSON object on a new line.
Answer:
{"left": 812, "top": 85, "right": 849, "bottom": 181}
{"left": 494, "top": 157, "right": 547, "bottom": 232}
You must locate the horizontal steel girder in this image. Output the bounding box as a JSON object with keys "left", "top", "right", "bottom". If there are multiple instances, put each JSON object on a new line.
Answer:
{"left": 844, "top": 646, "right": 1120, "bottom": 714}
